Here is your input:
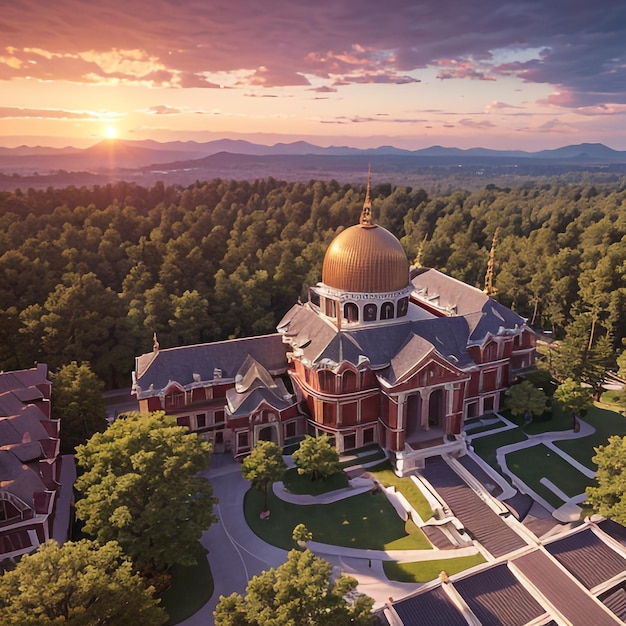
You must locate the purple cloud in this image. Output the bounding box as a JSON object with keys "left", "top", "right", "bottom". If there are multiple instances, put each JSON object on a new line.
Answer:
{"left": 0, "top": 0, "right": 625, "bottom": 106}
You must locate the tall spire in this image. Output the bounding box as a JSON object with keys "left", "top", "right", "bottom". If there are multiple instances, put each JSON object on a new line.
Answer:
{"left": 483, "top": 228, "right": 499, "bottom": 296}
{"left": 360, "top": 164, "right": 373, "bottom": 225}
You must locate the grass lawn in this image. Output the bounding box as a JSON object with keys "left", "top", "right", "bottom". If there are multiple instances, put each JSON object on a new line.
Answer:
{"left": 282, "top": 467, "right": 349, "bottom": 495}
{"left": 370, "top": 464, "right": 433, "bottom": 521}
{"left": 244, "top": 487, "right": 432, "bottom": 551}
{"left": 555, "top": 406, "right": 626, "bottom": 471}
{"left": 161, "top": 542, "right": 212, "bottom": 625}
{"left": 464, "top": 418, "right": 507, "bottom": 436}
{"left": 505, "top": 443, "right": 593, "bottom": 508}
{"left": 470, "top": 428, "right": 528, "bottom": 471}
{"left": 383, "top": 553, "right": 486, "bottom": 583}
{"left": 499, "top": 404, "right": 574, "bottom": 435}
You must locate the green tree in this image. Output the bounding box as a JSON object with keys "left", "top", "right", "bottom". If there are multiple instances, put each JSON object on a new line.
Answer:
{"left": 213, "top": 549, "right": 375, "bottom": 626}
{"left": 292, "top": 435, "right": 341, "bottom": 481}
{"left": 241, "top": 440, "right": 287, "bottom": 514}
{"left": 553, "top": 378, "right": 594, "bottom": 429}
{"left": 551, "top": 313, "right": 614, "bottom": 399}
{"left": 587, "top": 435, "right": 626, "bottom": 524}
{"left": 51, "top": 361, "right": 108, "bottom": 454}
{"left": 75, "top": 412, "right": 217, "bottom": 571}
{"left": 504, "top": 379, "right": 549, "bottom": 423}
{"left": 292, "top": 523, "right": 313, "bottom": 548}
{"left": 0, "top": 539, "right": 167, "bottom": 625}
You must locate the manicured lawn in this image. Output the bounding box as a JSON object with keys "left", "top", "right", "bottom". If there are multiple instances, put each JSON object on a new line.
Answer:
{"left": 505, "top": 443, "right": 593, "bottom": 508}
{"left": 555, "top": 406, "right": 626, "bottom": 471}
{"left": 464, "top": 418, "right": 507, "bottom": 436}
{"left": 499, "top": 404, "right": 574, "bottom": 435}
{"left": 370, "top": 464, "right": 433, "bottom": 521}
{"left": 282, "top": 467, "right": 349, "bottom": 495}
{"left": 161, "top": 542, "right": 212, "bottom": 625}
{"left": 339, "top": 445, "right": 387, "bottom": 469}
{"left": 383, "top": 553, "right": 486, "bottom": 583}
{"left": 244, "top": 488, "right": 432, "bottom": 551}
{"left": 470, "top": 428, "right": 528, "bottom": 471}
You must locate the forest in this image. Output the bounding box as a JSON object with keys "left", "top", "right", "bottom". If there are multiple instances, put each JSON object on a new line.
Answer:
{"left": 0, "top": 177, "right": 624, "bottom": 389}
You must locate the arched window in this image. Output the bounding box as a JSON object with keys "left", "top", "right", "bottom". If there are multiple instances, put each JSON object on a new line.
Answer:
{"left": 381, "top": 302, "right": 394, "bottom": 320}
{"left": 342, "top": 370, "right": 357, "bottom": 392}
{"left": 364, "top": 303, "right": 377, "bottom": 321}
{"left": 344, "top": 302, "right": 359, "bottom": 322}
{"left": 397, "top": 297, "right": 409, "bottom": 317}
{"left": 318, "top": 370, "right": 335, "bottom": 392}
{"left": 484, "top": 342, "right": 498, "bottom": 362}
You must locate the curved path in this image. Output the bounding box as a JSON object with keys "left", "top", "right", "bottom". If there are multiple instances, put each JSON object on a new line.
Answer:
{"left": 181, "top": 454, "right": 481, "bottom": 623}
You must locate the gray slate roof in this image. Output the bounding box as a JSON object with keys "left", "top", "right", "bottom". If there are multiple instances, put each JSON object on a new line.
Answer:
{"left": 393, "top": 585, "right": 467, "bottom": 625}
{"left": 421, "top": 456, "right": 528, "bottom": 558}
{"left": 513, "top": 549, "right": 622, "bottom": 625}
{"left": 411, "top": 268, "right": 526, "bottom": 342}
{"left": 278, "top": 304, "right": 473, "bottom": 380}
{"left": 454, "top": 563, "right": 546, "bottom": 626}
{"left": 135, "top": 334, "right": 288, "bottom": 393}
{"left": 545, "top": 528, "right": 626, "bottom": 590}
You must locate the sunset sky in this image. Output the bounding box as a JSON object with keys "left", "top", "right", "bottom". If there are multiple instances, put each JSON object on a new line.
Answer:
{"left": 3, "top": 0, "right": 626, "bottom": 150}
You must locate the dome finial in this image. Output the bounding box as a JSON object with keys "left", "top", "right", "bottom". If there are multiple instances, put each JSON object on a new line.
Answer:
{"left": 360, "top": 164, "right": 373, "bottom": 225}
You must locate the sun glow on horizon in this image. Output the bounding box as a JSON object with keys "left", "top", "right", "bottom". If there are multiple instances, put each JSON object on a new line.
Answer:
{"left": 104, "top": 125, "right": 118, "bottom": 139}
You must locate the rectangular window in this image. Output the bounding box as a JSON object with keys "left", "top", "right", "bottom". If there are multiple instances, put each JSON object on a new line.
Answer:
{"left": 237, "top": 431, "right": 249, "bottom": 450}
{"left": 363, "top": 427, "right": 375, "bottom": 445}
{"left": 196, "top": 414, "right": 206, "bottom": 429}
{"left": 344, "top": 433, "right": 356, "bottom": 450}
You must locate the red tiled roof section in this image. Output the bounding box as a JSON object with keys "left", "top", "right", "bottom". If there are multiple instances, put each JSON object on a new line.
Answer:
{"left": 513, "top": 549, "right": 622, "bottom": 625}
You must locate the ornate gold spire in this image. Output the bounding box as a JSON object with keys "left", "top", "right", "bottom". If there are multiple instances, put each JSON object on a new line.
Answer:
{"left": 483, "top": 228, "right": 499, "bottom": 296}
{"left": 360, "top": 164, "right": 373, "bottom": 225}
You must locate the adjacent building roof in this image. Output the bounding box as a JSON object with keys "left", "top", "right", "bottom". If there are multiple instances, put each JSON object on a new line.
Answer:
{"left": 512, "top": 549, "right": 622, "bottom": 625}
{"left": 545, "top": 528, "right": 626, "bottom": 590}
{"left": 454, "top": 563, "right": 546, "bottom": 626}
{"left": 393, "top": 585, "right": 467, "bottom": 626}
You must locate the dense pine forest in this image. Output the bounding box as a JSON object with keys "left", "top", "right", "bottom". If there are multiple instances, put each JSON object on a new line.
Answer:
{"left": 0, "top": 177, "right": 624, "bottom": 389}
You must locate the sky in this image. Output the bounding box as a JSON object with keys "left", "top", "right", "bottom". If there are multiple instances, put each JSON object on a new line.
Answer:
{"left": 3, "top": 0, "right": 626, "bottom": 151}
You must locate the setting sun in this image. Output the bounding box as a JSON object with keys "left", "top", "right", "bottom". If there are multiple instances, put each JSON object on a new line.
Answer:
{"left": 105, "top": 125, "right": 118, "bottom": 140}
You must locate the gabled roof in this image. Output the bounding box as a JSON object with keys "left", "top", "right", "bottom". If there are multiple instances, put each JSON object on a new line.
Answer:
{"left": 134, "top": 334, "right": 288, "bottom": 394}
{"left": 0, "top": 364, "right": 48, "bottom": 395}
{"left": 226, "top": 378, "right": 293, "bottom": 417}
{"left": 0, "top": 449, "right": 46, "bottom": 508}
{"left": 235, "top": 355, "right": 278, "bottom": 393}
{"left": 279, "top": 303, "right": 473, "bottom": 379}
{"left": 411, "top": 268, "right": 526, "bottom": 342}
{"left": 0, "top": 407, "right": 50, "bottom": 445}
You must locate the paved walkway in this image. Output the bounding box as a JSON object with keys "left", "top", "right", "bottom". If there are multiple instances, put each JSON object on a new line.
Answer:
{"left": 181, "top": 454, "right": 484, "bottom": 624}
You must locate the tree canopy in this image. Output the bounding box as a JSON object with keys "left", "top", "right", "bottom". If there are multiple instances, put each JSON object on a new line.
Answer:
{"left": 0, "top": 539, "right": 167, "bottom": 625}
{"left": 213, "top": 548, "right": 375, "bottom": 626}
{"left": 50, "top": 361, "right": 108, "bottom": 454}
{"left": 587, "top": 435, "right": 626, "bottom": 524}
{"left": 75, "top": 411, "right": 217, "bottom": 571}
{"left": 504, "top": 380, "right": 549, "bottom": 423}
{"left": 241, "top": 440, "right": 287, "bottom": 513}
{"left": 0, "top": 178, "right": 624, "bottom": 388}
{"left": 553, "top": 378, "right": 594, "bottom": 420}
{"left": 292, "top": 435, "right": 341, "bottom": 481}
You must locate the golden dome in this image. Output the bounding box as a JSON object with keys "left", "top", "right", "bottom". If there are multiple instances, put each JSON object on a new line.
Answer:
{"left": 322, "top": 223, "right": 410, "bottom": 293}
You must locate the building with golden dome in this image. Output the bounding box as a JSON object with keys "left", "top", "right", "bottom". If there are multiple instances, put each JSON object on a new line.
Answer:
{"left": 132, "top": 178, "right": 535, "bottom": 474}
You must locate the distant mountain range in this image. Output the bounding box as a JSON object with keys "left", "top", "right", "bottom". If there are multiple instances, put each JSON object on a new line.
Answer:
{"left": 1, "top": 139, "right": 626, "bottom": 190}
